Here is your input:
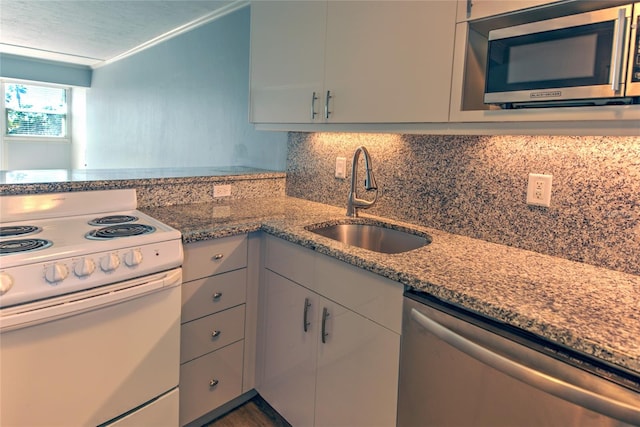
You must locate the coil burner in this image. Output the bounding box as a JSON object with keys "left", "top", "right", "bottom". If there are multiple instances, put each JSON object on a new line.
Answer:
{"left": 88, "top": 215, "right": 139, "bottom": 226}
{"left": 86, "top": 224, "right": 156, "bottom": 240}
{"left": 0, "top": 226, "right": 42, "bottom": 238}
{"left": 0, "top": 238, "right": 52, "bottom": 255}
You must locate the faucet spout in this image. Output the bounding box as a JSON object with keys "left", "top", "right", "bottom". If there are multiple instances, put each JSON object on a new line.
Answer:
{"left": 346, "top": 146, "right": 378, "bottom": 217}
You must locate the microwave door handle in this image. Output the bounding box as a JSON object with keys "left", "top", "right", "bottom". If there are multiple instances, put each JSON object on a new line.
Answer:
{"left": 610, "top": 8, "right": 627, "bottom": 92}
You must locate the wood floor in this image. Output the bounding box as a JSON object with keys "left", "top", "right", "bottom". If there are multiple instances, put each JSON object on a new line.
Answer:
{"left": 204, "top": 396, "right": 291, "bottom": 427}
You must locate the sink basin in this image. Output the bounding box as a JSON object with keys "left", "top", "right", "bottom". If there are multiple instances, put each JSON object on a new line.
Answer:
{"left": 306, "top": 221, "right": 431, "bottom": 254}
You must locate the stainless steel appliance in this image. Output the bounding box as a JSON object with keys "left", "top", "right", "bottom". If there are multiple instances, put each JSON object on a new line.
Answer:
{"left": 0, "top": 189, "right": 183, "bottom": 426}
{"left": 398, "top": 291, "right": 640, "bottom": 427}
{"left": 484, "top": 2, "right": 640, "bottom": 108}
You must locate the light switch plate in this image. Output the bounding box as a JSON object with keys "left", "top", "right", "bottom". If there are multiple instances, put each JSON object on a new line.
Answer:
{"left": 335, "top": 157, "right": 347, "bottom": 179}
{"left": 526, "top": 173, "right": 552, "bottom": 207}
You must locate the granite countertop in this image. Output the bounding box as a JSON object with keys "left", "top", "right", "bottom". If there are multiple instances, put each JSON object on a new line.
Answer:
{"left": 143, "top": 196, "right": 640, "bottom": 379}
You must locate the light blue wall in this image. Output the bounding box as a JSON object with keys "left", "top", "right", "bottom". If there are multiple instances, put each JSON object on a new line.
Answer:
{"left": 0, "top": 54, "right": 92, "bottom": 87}
{"left": 85, "top": 6, "right": 286, "bottom": 171}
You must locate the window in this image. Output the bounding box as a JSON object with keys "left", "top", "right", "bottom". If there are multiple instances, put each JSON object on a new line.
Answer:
{"left": 2, "top": 82, "right": 70, "bottom": 139}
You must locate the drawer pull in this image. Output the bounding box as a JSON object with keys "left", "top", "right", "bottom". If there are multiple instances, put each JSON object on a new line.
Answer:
{"left": 209, "top": 379, "right": 219, "bottom": 388}
{"left": 212, "top": 253, "right": 224, "bottom": 261}
{"left": 212, "top": 292, "right": 223, "bottom": 301}
{"left": 211, "top": 330, "right": 221, "bottom": 338}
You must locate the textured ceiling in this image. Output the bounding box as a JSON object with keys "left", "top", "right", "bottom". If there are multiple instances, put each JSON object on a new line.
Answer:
{"left": 0, "top": 0, "right": 236, "bottom": 66}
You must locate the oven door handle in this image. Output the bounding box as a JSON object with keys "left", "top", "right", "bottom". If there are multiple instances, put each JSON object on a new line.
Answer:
{"left": 410, "top": 308, "right": 640, "bottom": 425}
{"left": 1, "top": 268, "right": 182, "bottom": 332}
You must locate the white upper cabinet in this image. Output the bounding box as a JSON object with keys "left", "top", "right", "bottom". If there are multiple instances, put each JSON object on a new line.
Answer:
{"left": 249, "top": 1, "right": 458, "bottom": 124}
{"left": 456, "top": 0, "right": 560, "bottom": 22}
{"left": 249, "top": 1, "right": 327, "bottom": 123}
{"left": 323, "top": 1, "right": 456, "bottom": 123}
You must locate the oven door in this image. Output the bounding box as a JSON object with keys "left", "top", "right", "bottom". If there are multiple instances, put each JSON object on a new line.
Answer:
{"left": 0, "top": 268, "right": 181, "bottom": 427}
{"left": 484, "top": 4, "right": 634, "bottom": 106}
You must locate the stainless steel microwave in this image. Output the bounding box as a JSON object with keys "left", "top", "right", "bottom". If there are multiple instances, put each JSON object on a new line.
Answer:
{"left": 484, "top": 3, "right": 640, "bottom": 108}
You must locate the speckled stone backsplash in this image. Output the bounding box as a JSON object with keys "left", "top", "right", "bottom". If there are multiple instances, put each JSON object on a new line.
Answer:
{"left": 286, "top": 132, "right": 640, "bottom": 275}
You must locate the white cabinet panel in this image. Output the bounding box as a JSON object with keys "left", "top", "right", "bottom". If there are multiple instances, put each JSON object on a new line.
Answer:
{"left": 259, "top": 270, "right": 318, "bottom": 427}
{"left": 180, "top": 305, "right": 246, "bottom": 364}
{"left": 181, "top": 269, "right": 247, "bottom": 323}
{"left": 324, "top": 1, "right": 456, "bottom": 123}
{"left": 179, "top": 341, "right": 244, "bottom": 426}
{"left": 315, "top": 253, "right": 404, "bottom": 333}
{"left": 259, "top": 235, "right": 402, "bottom": 427}
{"left": 250, "top": 0, "right": 327, "bottom": 123}
{"left": 180, "top": 237, "right": 249, "bottom": 426}
{"left": 183, "top": 235, "right": 247, "bottom": 282}
{"left": 250, "top": 1, "right": 457, "bottom": 124}
{"left": 264, "top": 235, "right": 315, "bottom": 289}
{"left": 315, "top": 299, "right": 400, "bottom": 427}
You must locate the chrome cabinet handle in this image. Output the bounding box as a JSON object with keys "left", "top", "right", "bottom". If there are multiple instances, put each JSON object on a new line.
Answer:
{"left": 303, "top": 298, "right": 311, "bottom": 332}
{"left": 610, "top": 8, "right": 627, "bottom": 91}
{"left": 410, "top": 308, "right": 640, "bottom": 425}
{"left": 211, "top": 330, "right": 221, "bottom": 338}
{"left": 321, "top": 307, "right": 330, "bottom": 343}
{"left": 212, "top": 253, "right": 224, "bottom": 261}
{"left": 212, "top": 292, "right": 222, "bottom": 301}
{"left": 311, "top": 91, "right": 318, "bottom": 120}
{"left": 466, "top": 0, "right": 472, "bottom": 18}
{"left": 324, "top": 90, "right": 332, "bottom": 119}
{"left": 209, "top": 379, "right": 219, "bottom": 387}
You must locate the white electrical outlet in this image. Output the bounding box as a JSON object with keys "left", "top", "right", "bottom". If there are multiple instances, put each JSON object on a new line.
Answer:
{"left": 526, "top": 173, "right": 552, "bottom": 207}
{"left": 213, "top": 184, "right": 232, "bottom": 198}
{"left": 335, "top": 157, "right": 347, "bottom": 179}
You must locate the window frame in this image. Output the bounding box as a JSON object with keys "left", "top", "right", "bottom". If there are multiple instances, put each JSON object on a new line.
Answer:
{"left": 1, "top": 79, "right": 72, "bottom": 144}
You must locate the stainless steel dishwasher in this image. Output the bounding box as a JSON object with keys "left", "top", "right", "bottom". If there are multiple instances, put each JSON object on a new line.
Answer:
{"left": 398, "top": 291, "right": 640, "bottom": 427}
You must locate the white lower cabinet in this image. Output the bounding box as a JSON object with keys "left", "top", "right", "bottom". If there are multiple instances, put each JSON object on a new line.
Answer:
{"left": 179, "top": 341, "right": 244, "bottom": 425}
{"left": 260, "top": 270, "right": 318, "bottom": 427}
{"left": 314, "top": 298, "right": 400, "bottom": 427}
{"left": 258, "top": 236, "right": 403, "bottom": 427}
{"left": 179, "top": 235, "right": 249, "bottom": 426}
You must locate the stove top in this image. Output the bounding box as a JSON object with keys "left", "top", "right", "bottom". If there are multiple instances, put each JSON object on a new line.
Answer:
{"left": 0, "top": 190, "right": 183, "bottom": 308}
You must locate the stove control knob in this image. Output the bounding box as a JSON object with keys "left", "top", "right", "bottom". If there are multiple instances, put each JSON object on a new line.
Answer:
{"left": 0, "top": 272, "right": 14, "bottom": 295}
{"left": 74, "top": 258, "right": 96, "bottom": 277}
{"left": 44, "top": 263, "right": 69, "bottom": 284}
{"left": 124, "top": 249, "right": 143, "bottom": 267}
{"left": 100, "top": 253, "right": 120, "bottom": 272}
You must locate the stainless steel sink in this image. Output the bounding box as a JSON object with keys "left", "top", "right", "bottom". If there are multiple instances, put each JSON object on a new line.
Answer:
{"left": 306, "top": 221, "right": 431, "bottom": 254}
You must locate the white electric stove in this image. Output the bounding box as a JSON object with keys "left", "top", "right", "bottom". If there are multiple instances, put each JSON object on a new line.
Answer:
{"left": 0, "top": 189, "right": 183, "bottom": 426}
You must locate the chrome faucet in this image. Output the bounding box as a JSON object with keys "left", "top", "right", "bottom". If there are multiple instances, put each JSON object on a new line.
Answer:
{"left": 346, "top": 146, "right": 378, "bottom": 217}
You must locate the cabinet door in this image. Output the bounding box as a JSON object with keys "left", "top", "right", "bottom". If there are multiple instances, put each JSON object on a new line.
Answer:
{"left": 314, "top": 299, "right": 400, "bottom": 427}
{"left": 259, "top": 270, "right": 319, "bottom": 427}
{"left": 324, "top": 1, "right": 457, "bottom": 123}
{"left": 250, "top": 0, "right": 326, "bottom": 123}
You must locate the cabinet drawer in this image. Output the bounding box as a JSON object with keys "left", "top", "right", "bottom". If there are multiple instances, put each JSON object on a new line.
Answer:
{"left": 183, "top": 235, "right": 247, "bottom": 282}
{"left": 265, "top": 235, "right": 314, "bottom": 289}
{"left": 181, "top": 305, "right": 245, "bottom": 364}
{"left": 179, "top": 341, "right": 244, "bottom": 426}
{"left": 181, "top": 269, "right": 247, "bottom": 323}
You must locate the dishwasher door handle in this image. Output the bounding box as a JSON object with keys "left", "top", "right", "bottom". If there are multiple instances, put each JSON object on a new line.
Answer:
{"left": 410, "top": 308, "right": 640, "bottom": 425}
